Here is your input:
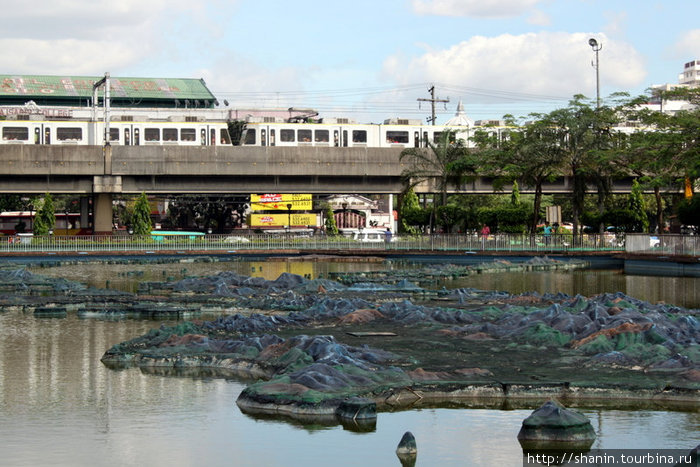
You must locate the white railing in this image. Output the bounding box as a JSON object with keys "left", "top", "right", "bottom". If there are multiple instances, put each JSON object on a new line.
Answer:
{"left": 625, "top": 234, "right": 700, "bottom": 256}
{"left": 0, "top": 232, "right": 675, "bottom": 255}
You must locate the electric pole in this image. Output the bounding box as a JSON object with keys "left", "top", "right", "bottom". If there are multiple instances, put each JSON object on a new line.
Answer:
{"left": 417, "top": 85, "right": 449, "bottom": 125}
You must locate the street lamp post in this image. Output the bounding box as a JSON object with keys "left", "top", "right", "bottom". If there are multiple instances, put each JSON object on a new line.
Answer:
{"left": 589, "top": 38, "right": 602, "bottom": 109}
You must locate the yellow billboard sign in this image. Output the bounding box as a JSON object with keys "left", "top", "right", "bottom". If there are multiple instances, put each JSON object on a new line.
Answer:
{"left": 250, "top": 213, "right": 318, "bottom": 227}
{"left": 250, "top": 194, "right": 312, "bottom": 211}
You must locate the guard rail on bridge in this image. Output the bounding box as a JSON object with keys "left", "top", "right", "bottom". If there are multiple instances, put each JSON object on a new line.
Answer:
{"left": 3, "top": 233, "right": 696, "bottom": 256}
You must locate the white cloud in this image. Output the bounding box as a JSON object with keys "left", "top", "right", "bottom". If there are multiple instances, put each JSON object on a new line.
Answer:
{"left": 0, "top": 0, "right": 219, "bottom": 75}
{"left": 673, "top": 29, "right": 700, "bottom": 59}
{"left": 382, "top": 32, "right": 646, "bottom": 105}
{"left": 0, "top": 39, "right": 137, "bottom": 75}
{"left": 527, "top": 10, "right": 551, "bottom": 26}
{"left": 412, "top": 0, "right": 547, "bottom": 18}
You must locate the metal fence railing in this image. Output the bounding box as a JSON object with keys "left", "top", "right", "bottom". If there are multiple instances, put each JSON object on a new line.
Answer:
{"left": 625, "top": 233, "right": 700, "bottom": 257}
{"left": 4, "top": 232, "right": 696, "bottom": 255}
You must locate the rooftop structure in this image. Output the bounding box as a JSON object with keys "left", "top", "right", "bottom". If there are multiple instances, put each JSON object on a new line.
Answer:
{"left": 678, "top": 60, "right": 700, "bottom": 87}
{"left": 0, "top": 75, "right": 217, "bottom": 108}
{"left": 444, "top": 99, "right": 474, "bottom": 127}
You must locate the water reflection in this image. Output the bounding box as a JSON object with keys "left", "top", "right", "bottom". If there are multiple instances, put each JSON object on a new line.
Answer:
{"left": 0, "top": 309, "right": 697, "bottom": 466}
{"left": 1, "top": 259, "right": 698, "bottom": 466}
{"left": 35, "top": 259, "right": 700, "bottom": 308}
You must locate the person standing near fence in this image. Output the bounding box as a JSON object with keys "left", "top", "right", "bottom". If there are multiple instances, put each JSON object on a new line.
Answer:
{"left": 543, "top": 221, "right": 552, "bottom": 245}
{"left": 480, "top": 224, "right": 490, "bottom": 249}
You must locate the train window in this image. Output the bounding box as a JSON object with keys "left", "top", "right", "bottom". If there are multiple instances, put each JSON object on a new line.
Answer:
{"left": 269, "top": 129, "right": 275, "bottom": 146}
{"left": 414, "top": 131, "right": 419, "bottom": 148}
{"left": 314, "top": 130, "right": 329, "bottom": 143}
{"left": 145, "top": 128, "right": 160, "bottom": 142}
{"left": 386, "top": 131, "right": 408, "bottom": 144}
{"left": 181, "top": 128, "right": 196, "bottom": 141}
{"left": 333, "top": 130, "right": 339, "bottom": 147}
{"left": 163, "top": 128, "right": 178, "bottom": 142}
{"left": 211, "top": 129, "right": 216, "bottom": 145}
{"left": 2, "top": 127, "right": 29, "bottom": 141}
{"left": 298, "top": 129, "right": 312, "bottom": 143}
{"left": 433, "top": 132, "right": 442, "bottom": 143}
{"left": 244, "top": 129, "right": 256, "bottom": 145}
{"left": 220, "top": 129, "right": 231, "bottom": 145}
{"left": 34, "top": 128, "right": 41, "bottom": 144}
{"left": 57, "top": 128, "right": 82, "bottom": 141}
{"left": 342, "top": 130, "right": 348, "bottom": 147}
{"left": 352, "top": 130, "right": 367, "bottom": 143}
{"left": 109, "top": 128, "right": 120, "bottom": 142}
{"left": 44, "top": 128, "right": 51, "bottom": 144}
{"left": 423, "top": 131, "right": 428, "bottom": 147}
{"left": 261, "top": 129, "right": 266, "bottom": 146}
{"left": 280, "top": 129, "right": 295, "bottom": 142}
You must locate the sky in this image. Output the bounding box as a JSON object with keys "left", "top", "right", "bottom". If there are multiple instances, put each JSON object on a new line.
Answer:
{"left": 1, "top": 0, "right": 699, "bottom": 124}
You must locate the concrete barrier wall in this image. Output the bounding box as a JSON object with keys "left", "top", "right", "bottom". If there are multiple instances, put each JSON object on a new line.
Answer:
{"left": 0, "top": 145, "right": 103, "bottom": 175}
{"left": 110, "top": 146, "right": 406, "bottom": 176}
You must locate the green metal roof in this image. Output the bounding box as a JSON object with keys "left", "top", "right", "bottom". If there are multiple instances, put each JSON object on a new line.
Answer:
{"left": 0, "top": 75, "right": 216, "bottom": 107}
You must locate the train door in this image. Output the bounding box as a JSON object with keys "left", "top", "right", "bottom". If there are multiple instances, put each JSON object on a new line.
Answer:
{"left": 210, "top": 128, "right": 216, "bottom": 146}
{"left": 423, "top": 131, "right": 428, "bottom": 148}
{"left": 261, "top": 128, "right": 267, "bottom": 147}
{"left": 125, "top": 127, "right": 131, "bottom": 146}
{"left": 134, "top": 127, "right": 140, "bottom": 146}
{"left": 33, "top": 125, "right": 51, "bottom": 144}
{"left": 342, "top": 130, "right": 348, "bottom": 147}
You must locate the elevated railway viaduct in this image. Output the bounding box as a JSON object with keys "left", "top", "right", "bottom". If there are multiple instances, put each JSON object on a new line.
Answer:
{"left": 0, "top": 145, "right": 643, "bottom": 233}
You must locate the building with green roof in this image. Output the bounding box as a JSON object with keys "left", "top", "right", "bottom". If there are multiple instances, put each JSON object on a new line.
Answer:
{"left": 0, "top": 75, "right": 217, "bottom": 108}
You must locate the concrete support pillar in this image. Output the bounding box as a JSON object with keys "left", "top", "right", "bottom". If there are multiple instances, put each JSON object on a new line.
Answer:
{"left": 80, "top": 196, "right": 90, "bottom": 230}
{"left": 93, "top": 193, "right": 113, "bottom": 235}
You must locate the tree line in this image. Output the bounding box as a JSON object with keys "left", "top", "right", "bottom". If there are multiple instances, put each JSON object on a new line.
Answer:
{"left": 398, "top": 90, "right": 700, "bottom": 235}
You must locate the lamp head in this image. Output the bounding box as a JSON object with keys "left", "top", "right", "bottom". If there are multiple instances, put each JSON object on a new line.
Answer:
{"left": 588, "top": 38, "right": 598, "bottom": 48}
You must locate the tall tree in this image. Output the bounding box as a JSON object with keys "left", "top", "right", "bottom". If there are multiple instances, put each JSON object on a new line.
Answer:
{"left": 628, "top": 179, "right": 649, "bottom": 232}
{"left": 131, "top": 192, "right": 153, "bottom": 235}
{"left": 544, "top": 96, "right": 619, "bottom": 236}
{"left": 495, "top": 117, "right": 568, "bottom": 233}
{"left": 33, "top": 193, "right": 56, "bottom": 236}
{"left": 399, "top": 129, "right": 473, "bottom": 208}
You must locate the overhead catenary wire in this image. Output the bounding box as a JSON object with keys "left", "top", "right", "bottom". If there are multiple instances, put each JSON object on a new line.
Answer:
{"left": 211, "top": 83, "right": 574, "bottom": 121}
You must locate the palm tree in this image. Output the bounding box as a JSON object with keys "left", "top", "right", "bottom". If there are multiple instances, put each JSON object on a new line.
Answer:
{"left": 399, "top": 130, "right": 473, "bottom": 232}
{"left": 399, "top": 129, "right": 474, "bottom": 205}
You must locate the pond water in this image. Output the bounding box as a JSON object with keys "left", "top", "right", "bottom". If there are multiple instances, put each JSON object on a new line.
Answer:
{"left": 34, "top": 257, "right": 700, "bottom": 309}
{"left": 0, "top": 313, "right": 696, "bottom": 467}
{"left": 1, "top": 257, "right": 697, "bottom": 466}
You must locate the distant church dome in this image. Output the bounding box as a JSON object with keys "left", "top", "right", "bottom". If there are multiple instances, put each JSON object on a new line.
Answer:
{"left": 444, "top": 99, "right": 474, "bottom": 127}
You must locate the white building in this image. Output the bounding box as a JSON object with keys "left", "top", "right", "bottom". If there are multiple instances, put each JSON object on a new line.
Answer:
{"left": 644, "top": 59, "right": 700, "bottom": 114}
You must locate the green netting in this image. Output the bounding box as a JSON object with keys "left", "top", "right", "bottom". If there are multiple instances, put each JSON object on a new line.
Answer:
{"left": 523, "top": 323, "right": 571, "bottom": 347}
{"left": 578, "top": 335, "right": 615, "bottom": 355}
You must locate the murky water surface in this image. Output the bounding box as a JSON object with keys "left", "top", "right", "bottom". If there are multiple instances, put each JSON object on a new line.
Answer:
{"left": 0, "top": 257, "right": 697, "bottom": 466}
{"left": 36, "top": 257, "right": 700, "bottom": 308}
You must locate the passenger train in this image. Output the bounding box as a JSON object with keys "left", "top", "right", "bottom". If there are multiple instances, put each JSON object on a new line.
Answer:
{"left": 0, "top": 102, "right": 511, "bottom": 149}
{"left": 238, "top": 117, "right": 504, "bottom": 148}
{"left": 0, "top": 104, "right": 232, "bottom": 147}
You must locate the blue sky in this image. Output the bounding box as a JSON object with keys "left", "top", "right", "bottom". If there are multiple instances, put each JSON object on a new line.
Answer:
{"left": 1, "top": 0, "right": 699, "bottom": 123}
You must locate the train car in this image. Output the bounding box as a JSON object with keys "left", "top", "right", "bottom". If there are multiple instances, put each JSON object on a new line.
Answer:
{"left": 238, "top": 117, "right": 488, "bottom": 149}
{"left": 0, "top": 211, "right": 87, "bottom": 235}
{"left": 0, "top": 104, "right": 232, "bottom": 147}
